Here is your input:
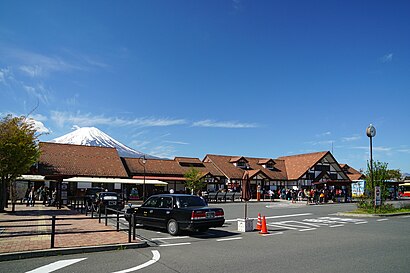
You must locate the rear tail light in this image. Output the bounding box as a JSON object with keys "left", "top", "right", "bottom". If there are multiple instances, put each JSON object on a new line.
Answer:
{"left": 215, "top": 210, "right": 224, "bottom": 218}
{"left": 191, "top": 210, "right": 207, "bottom": 220}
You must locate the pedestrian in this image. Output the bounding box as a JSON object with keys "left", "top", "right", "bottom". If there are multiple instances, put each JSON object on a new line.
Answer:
{"left": 298, "top": 189, "right": 303, "bottom": 202}
{"left": 42, "top": 187, "right": 49, "bottom": 205}
{"left": 28, "top": 186, "right": 36, "bottom": 207}
{"left": 268, "top": 189, "right": 274, "bottom": 201}
{"left": 50, "top": 188, "right": 57, "bottom": 206}
{"left": 25, "top": 187, "right": 31, "bottom": 206}
{"left": 291, "top": 190, "right": 297, "bottom": 203}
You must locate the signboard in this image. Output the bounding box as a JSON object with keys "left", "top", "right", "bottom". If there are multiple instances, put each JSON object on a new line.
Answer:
{"left": 375, "top": 186, "right": 381, "bottom": 206}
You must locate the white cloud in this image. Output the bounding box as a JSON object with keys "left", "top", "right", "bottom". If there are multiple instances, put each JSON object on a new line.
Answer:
{"left": 308, "top": 140, "right": 335, "bottom": 146}
{"left": 19, "top": 65, "right": 44, "bottom": 77}
{"left": 22, "top": 84, "right": 50, "bottom": 105}
{"left": 316, "top": 131, "right": 331, "bottom": 137}
{"left": 192, "top": 119, "right": 258, "bottom": 128}
{"left": 380, "top": 53, "right": 393, "bottom": 63}
{"left": 130, "top": 140, "right": 151, "bottom": 149}
{"left": 351, "top": 146, "right": 392, "bottom": 152}
{"left": 163, "top": 140, "right": 189, "bottom": 145}
{"left": 50, "top": 111, "right": 187, "bottom": 128}
{"left": 148, "top": 145, "right": 176, "bottom": 159}
{"left": 0, "top": 67, "right": 13, "bottom": 86}
{"left": 342, "top": 135, "right": 361, "bottom": 142}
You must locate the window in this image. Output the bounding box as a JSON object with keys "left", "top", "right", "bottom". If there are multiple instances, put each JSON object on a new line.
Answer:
{"left": 237, "top": 161, "right": 247, "bottom": 169}
{"left": 144, "top": 197, "right": 160, "bottom": 207}
{"left": 315, "top": 165, "right": 330, "bottom": 172}
{"left": 159, "top": 197, "right": 172, "bottom": 208}
{"left": 176, "top": 196, "right": 206, "bottom": 208}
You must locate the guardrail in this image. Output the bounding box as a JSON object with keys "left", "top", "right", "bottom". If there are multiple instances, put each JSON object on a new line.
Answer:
{"left": 0, "top": 206, "right": 137, "bottom": 249}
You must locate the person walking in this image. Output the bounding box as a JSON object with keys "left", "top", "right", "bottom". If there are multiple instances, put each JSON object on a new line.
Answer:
{"left": 28, "top": 186, "right": 36, "bottom": 207}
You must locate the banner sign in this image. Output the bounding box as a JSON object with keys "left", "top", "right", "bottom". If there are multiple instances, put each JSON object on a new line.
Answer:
{"left": 375, "top": 186, "right": 381, "bottom": 206}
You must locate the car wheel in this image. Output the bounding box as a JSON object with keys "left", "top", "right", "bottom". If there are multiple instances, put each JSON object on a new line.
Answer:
{"left": 167, "top": 219, "right": 179, "bottom": 236}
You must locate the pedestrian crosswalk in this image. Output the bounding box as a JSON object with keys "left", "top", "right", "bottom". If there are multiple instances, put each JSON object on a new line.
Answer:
{"left": 265, "top": 216, "right": 368, "bottom": 233}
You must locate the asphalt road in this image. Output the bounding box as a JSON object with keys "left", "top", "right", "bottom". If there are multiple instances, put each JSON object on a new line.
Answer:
{"left": 1, "top": 201, "right": 409, "bottom": 273}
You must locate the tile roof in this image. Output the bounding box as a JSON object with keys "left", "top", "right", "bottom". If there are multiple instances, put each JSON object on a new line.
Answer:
{"left": 340, "top": 164, "right": 365, "bottom": 181}
{"left": 123, "top": 157, "right": 184, "bottom": 176}
{"left": 123, "top": 157, "right": 224, "bottom": 178}
{"left": 38, "top": 142, "right": 128, "bottom": 178}
{"left": 174, "top": 157, "right": 203, "bottom": 164}
{"left": 204, "top": 154, "right": 288, "bottom": 180}
{"left": 277, "top": 151, "right": 329, "bottom": 180}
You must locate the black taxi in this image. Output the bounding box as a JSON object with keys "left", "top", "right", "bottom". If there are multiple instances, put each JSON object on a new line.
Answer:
{"left": 125, "top": 194, "right": 225, "bottom": 235}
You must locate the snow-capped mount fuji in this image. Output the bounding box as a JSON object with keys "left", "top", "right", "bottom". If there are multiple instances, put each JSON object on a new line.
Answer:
{"left": 51, "top": 127, "right": 153, "bottom": 158}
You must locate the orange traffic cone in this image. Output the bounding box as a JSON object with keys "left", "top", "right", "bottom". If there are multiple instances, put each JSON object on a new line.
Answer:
{"left": 255, "top": 213, "right": 262, "bottom": 230}
{"left": 259, "top": 216, "right": 269, "bottom": 234}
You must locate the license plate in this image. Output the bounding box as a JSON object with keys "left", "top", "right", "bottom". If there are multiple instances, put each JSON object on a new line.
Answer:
{"left": 206, "top": 212, "right": 215, "bottom": 218}
{"left": 109, "top": 201, "right": 117, "bottom": 205}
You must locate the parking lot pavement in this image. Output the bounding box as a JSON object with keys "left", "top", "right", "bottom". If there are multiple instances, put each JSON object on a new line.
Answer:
{"left": 0, "top": 203, "right": 145, "bottom": 257}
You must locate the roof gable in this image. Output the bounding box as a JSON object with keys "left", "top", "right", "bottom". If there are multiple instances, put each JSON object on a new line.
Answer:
{"left": 277, "top": 151, "right": 329, "bottom": 180}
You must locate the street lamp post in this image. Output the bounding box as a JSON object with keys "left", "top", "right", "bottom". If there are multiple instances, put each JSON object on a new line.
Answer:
{"left": 366, "top": 124, "right": 376, "bottom": 208}
{"left": 139, "top": 155, "right": 147, "bottom": 201}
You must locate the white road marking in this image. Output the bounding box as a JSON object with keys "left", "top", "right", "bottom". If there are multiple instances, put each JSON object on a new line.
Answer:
{"left": 355, "top": 222, "right": 368, "bottom": 225}
{"left": 299, "top": 228, "right": 316, "bottom": 232}
{"left": 329, "top": 224, "right": 344, "bottom": 228}
{"left": 267, "top": 224, "right": 298, "bottom": 230}
{"left": 377, "top": 219, "right": 389, "bottom": 222}
{"left": 225, "top": 213, "right": 313, "bottom": 222}
{"left": 273, "top": 222, "right": 314, "bottom": 229}
{"left": 216, "top": 237, "right": 243, "bottom": 242}
{"left": 281, "top": 220, "right": 321, "bottom": 228}
{"left": 151, "top": 236, "right": 189, "bottom": 240}
{"left": 112, "top": 250, "right": 160, "bottom": 273}
{"left": 159, "top": 242, "right": 191, "bottom": 247}
{"left": 25, "top": 258, "right": 87, "bottom": 273}
{"left": 262, "top": 232, "right": 284, "bottom": 236}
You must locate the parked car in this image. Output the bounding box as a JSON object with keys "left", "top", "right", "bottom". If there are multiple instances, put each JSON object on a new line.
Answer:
{"left": 92, "top": 191, "right": 123, "bottom": 213}
{"left": 84, "top": 187, "right": 105, "bottom": 211}
{"left": 125, "top": 194, "right": 225, "bottom": 235}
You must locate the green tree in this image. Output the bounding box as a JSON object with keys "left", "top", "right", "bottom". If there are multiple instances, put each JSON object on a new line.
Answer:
{"left": 386, "top": 169, "right": 402, "bottom": 182}
{"left": 184, "top": 167, "right": 204, "bottom": 195}
{"left": 0, "top": 115, "right": 41, "bottom": 212}
{"left": 364, "top": 160, "right": 389, "bottom": 200}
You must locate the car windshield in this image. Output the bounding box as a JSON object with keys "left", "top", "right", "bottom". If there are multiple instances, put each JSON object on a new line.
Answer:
{"left": 100, "top": 193, "right": 118, "bottom": 200}
{"left": 176, "top": 196, "right": 206, "bottom": 208}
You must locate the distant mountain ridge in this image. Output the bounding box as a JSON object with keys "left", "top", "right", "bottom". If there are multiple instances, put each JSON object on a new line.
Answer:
{"left": 51, "top": 127, "right": 155, "bottom": 158}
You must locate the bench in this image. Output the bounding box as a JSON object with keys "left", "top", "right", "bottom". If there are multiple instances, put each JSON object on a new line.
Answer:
{"left": 206, "top": 192, "right": 218, "bottom": 203}
{"left": 225, "top": 192, "right": 241, "bottom": 202}
{"left": 216, "top": 192, "right": 227, "bottom": 202}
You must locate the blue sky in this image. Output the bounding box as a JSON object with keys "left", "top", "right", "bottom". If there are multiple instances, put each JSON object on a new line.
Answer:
{"left": 1, "top": 0, "right": 409, "bottom": 173}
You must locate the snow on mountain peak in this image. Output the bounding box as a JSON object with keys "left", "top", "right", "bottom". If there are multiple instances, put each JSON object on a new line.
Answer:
{"left": 51, "top": 127, "right": 150, "bottom": 158}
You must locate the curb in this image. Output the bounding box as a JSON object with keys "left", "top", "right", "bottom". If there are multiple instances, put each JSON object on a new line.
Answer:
{"left": 0, "top": 241, "right": 148, "bottom": 262}
{"left": 336, "top": 212, "right": 410, "bottom": 218}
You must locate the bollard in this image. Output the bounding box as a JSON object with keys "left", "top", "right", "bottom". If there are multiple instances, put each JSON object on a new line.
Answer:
{"left": 116, "top": 211, "right": 120, "bottom": 231}
{"left": 105, "top": 207, "right": 108, "bottom": 226}
{"left": 51, "top": 216, "right": 56, "bottom": 248}
{"left": 132, "top": 213, "right": 136, "bottom": 240}
{"left": 98, "top": 205, "right": 102, "bottom": 223}
{"left": 128, "top": 215, "right": 132, "bottom": 243}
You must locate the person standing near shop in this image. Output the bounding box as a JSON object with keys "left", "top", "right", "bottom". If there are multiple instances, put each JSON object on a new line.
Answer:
{"left": 28, "top": 186, "right": 36, "bottom": 207}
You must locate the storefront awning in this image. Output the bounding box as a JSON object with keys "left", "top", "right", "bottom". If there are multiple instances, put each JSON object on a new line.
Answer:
{"left": 132, "top": 176, "right": 186, "bottom": 181}
{"left": 63, "top": 177, "right": 167, "bottom": 185}
{"left": 17, "top": 175, "right": 46, "bottom": 181}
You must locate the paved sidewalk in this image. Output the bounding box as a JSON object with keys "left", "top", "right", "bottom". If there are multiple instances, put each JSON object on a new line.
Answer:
{"left": 0, "top": 203, "right": 146, "bottom": 260}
